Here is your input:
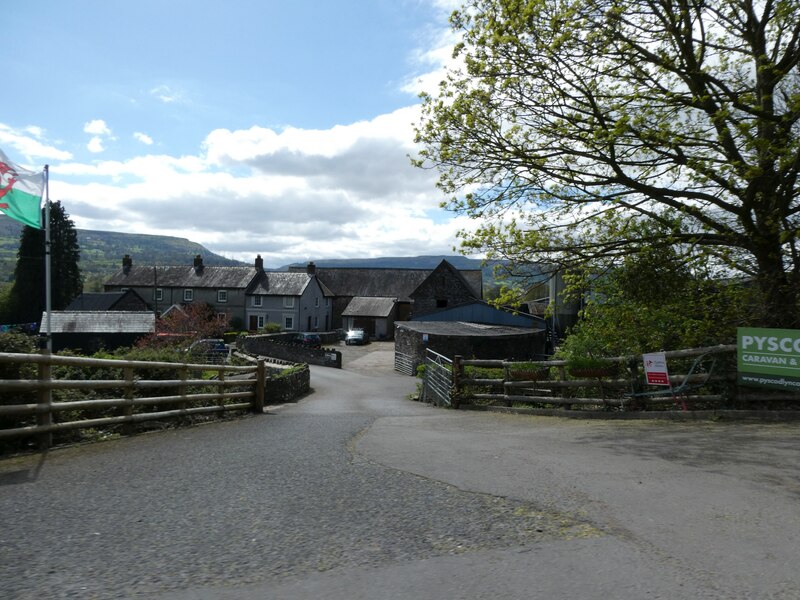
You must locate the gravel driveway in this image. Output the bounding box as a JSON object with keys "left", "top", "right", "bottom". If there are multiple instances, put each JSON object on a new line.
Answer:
{"left": 1, "top": 341, "right": 799, "bottom": 599}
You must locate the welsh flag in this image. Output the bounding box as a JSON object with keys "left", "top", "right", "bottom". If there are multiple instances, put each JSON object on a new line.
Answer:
{"left": 0, "top": 148, "right": 44, "bottom": 229}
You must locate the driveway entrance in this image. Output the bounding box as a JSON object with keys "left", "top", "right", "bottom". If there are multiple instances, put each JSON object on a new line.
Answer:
{"left": 2, "top": 339, "right": 798, "bottom": 600}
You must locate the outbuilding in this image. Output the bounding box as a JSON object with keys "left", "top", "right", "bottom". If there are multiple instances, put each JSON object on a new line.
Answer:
{"left": 341, "top": 296, "right": 397, "bottom": 339}
{"left": 394, "top": 320, "right": 547, "bottom": 374}
{"left": 41, "top": 311, "right": 155, "bottom": 353}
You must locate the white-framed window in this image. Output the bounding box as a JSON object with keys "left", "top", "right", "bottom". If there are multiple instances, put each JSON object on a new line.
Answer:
{"left": 283, "top": 296, "right": 295, "bottom": 308}
{"left": 153, "top": 288, "right": 163, "bottom": 301}
{"left": 257, "top": 315, "right": 265, "bottom": 328}
{"left": 217, "top": 290, "right": 228, "bottom": 303}
{"left": 284, "top": 315, "right": 294, "bottom": 330}
{"left": 183, "top": 289, "right": 193, "bottom": 302}
{"left": 326, "top": 298, "right": 330, "bottom": 307}
{"left": 252, "top": 296, "right": 263, "bottom": 307}
{"left": 315, "top": 296, "right": 320, "bottom": 308}
{"left": 314, "top": 316, "right": 319, "bottom": 329}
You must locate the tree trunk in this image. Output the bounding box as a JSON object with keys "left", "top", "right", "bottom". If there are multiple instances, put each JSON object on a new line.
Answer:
{"left": 754, "top": 248, "right": 799, "bottom": 329}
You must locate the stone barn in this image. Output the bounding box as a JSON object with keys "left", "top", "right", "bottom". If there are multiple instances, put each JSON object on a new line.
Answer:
{"left": 394, "top": 321, "right": 547, "bottom": 373}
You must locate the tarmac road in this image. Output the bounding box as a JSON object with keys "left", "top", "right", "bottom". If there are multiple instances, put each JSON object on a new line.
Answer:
{"left": 1, "top": 341, "right": 799, "bottom": 599}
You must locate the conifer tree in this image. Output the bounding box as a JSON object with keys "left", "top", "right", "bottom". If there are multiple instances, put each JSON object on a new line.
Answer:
{"left": 9, "top": 201, "right": 82, "bottom": 323}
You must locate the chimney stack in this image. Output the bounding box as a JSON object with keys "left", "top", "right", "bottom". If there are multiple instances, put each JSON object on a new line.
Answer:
{"left": 255, "top": 254, "right": 264, "bottom": 271}
{"left": 193, "top": 255, "right": 204, "bottom": 273}
{"left": 307, "top": 261, "right": 316, "bottom": 275}
{"left": 122, "top": 254, "right": 133, "bottom": 275}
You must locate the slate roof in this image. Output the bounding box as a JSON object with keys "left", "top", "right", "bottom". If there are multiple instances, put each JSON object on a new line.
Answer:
{"left": 395, "top": 321, "right": 536, "bottom": 337}
{"left": 105, "top": 265, "right": 257, "bottom": 289}
{"left": 409, "top": 260, "right": 483, "bottom": 300}
{"left": 65, "top": 290, "right": 146, "bottom": 311}
{"left": 247, "top": 272, "right": 315, "bottom": 296}
{"left": 341, "top": 296, "right": 396, "bottom": 318}
{"left": 42, "top": 311, "right": 155, "bottom": 334}
{"left": 314, "top": 264, "right": 483, "bottom": 301}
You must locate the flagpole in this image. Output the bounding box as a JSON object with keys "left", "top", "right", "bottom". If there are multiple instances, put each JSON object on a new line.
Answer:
{"left": 44, "top": 165, "right": 52, "bottom": 352}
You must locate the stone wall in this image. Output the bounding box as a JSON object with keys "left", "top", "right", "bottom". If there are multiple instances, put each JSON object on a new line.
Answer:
{"left": 264, "top": 365, "right": 310, "bottom": 404}
{"left": 241, "top": 334, "right": 342, "bottom": 368}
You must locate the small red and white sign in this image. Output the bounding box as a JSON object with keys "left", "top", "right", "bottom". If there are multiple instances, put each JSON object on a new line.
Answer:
{"left": 643, "top": 352, "right": 670, "bottom": 386}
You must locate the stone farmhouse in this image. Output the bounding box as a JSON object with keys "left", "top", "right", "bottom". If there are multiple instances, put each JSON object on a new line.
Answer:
{"left": 102, "top": 255, "right": 490, "bottom": 338}
{"left": 100, "top": 254, "right": 558, "bottom": 344}
{"left": 104, "top": 255, "right": 333, "bottom": 332}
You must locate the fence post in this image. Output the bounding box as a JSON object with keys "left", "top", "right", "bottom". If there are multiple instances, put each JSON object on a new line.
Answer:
{"left": 122, "top": 367, "right": 135, "bottom": 436}
{"left": 179, "top": 366, "right": 189, "bottom": 414}
{"left": 558, "top": 364, "right": 571, "bottom": 411}
{"left": 37, "top": 350, "right": 52, "bottom": 449}
{"left": 627, "top": 355, "right": 642, "bottom": 410}
{"left": 452, "top": 355, "right": 463, "bottom": 409}
{"left": 254, "top": 360, "right": 265, "bottom": 413}
{"left": 217, "top": 367, "right": 226, "bottom": 410}
{"left": 503, "top": 361, "right": 512, "bottom": 407}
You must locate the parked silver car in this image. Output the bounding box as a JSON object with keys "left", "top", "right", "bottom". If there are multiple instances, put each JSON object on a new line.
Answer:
{"left": 345, "top": 329, "right": 367, "bottom": 345}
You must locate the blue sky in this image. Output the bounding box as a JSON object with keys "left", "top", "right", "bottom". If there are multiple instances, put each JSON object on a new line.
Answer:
{"left": 3, "top": 0, "right": 471, "bottom": 267}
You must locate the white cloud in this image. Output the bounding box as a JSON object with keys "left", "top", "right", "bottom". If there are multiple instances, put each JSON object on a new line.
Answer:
{"left": 87, "top": 136, "right": 105, "bottom": 153}
{"left": 83, "top": 120, "right": 115, "bottom": 154}
{"left": 0, "top": 124, "right": 72, "bottom": 162}
{"left": 0, "top": 11, "right": 472, "bottom": 268}
{"left": 397, "top": 0, "right": 465, "bottom": 98}
{"left": 150, "top": 85, "right": 182, "bottom": 104}
{"left": 43, "top": 105, "right": 456, "bottom": 266}
{"left": 25, "top": 125, "right": 44, "bottom": 138}
{"left": 84, "top": 119, "right": 112, "bottom": 136}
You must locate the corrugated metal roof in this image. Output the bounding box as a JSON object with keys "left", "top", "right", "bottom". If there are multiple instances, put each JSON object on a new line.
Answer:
{"left": 43, "top": 311, "right": 155, "bottom": 334}
{"left": 396, "top": 321, "right": 538, "bottom": 337}
{"left": 105, "top": 265, "right": 257, "bottom": 289}
{"left": 412, "top": 300, "right": 546, "bottom": 328}
{"left": 341, "top": 296, "right": 396, "bottom": 317}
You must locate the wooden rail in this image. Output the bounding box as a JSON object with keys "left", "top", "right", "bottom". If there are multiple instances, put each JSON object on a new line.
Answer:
{"left": 453, "top": 345, "right": 738, "bottom": 411}
{"left": 0, "top": 351, "right": 266, "bottom": 449}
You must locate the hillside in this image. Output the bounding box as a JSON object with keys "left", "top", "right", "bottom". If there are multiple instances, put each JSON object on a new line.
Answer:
{"left": 0, "top": 216, "right": 542, "bottom": 292}
{"left": 0, "top": 216, "right": 246, "bottom": 285}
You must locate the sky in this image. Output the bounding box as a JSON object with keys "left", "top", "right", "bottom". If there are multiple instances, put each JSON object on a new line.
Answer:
{"left": 3, "top": 0, "right": 473, "bottom": 268}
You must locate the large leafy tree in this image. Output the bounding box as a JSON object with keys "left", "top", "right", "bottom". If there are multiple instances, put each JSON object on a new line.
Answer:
{"left": 9, "top": 201, "right": 82, "bottom": 322}
{"left": 415, "top": 0, "right": 800, "bottom": 328}
{"left": 558, "top": 246, "right": 752, "bottom": 357}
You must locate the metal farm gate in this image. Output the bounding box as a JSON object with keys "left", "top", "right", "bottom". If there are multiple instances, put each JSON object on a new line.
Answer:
{"left": 423, "top": 349, "right": 453, "bottom": 406}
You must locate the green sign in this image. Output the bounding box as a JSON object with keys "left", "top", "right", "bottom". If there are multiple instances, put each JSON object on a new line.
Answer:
{"left": 738, "top": 327, "right": 800, "bottom": 390}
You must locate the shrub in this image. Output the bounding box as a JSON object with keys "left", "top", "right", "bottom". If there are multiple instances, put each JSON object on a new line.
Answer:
{"left": 260, "top": 322, "right": 282, "bottom": 334}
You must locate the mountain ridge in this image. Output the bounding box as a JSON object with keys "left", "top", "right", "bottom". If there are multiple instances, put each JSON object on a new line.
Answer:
{"left": 0, "top": 216, "right": 505, "bottom": 288}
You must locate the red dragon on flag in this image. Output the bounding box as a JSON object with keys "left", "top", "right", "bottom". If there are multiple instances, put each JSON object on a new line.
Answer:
{"left": 0, "top": 158, "right": 20, "bottom": 208}
{"left": 0, "top": 149, "right": 44, "bottom": 229}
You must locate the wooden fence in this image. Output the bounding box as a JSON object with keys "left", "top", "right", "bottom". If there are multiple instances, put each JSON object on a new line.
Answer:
{"left": 0, "top": 351, "right": 266, "bottom": 449}
{"left": 451, "top": 344, "right": 795, "bottom": 412}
